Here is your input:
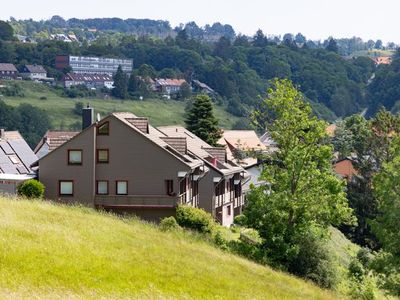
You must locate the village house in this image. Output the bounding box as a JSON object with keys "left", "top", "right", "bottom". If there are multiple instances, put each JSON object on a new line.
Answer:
{"left": 35, "top": 109, "right": 209, "bottom": 222}
{"left": 20, "top": 65, "right": 48, "bottom": 81}
{"left": 334, "top": 157, "right": 358, "bottom": 181}
{"left": 157, "top": 126, "right": 245, "bottom": 226}
{"left": 154, "top": 78, "right": 187, "bottom": 95}
{"left": 34, "top": 130, "right": 79, "bottom": 159}
{"left": 0, "top": 129, "right": 37, "bottom": 194}
{"left": 218, "top": 130, "right": 267, "bottom": 192}
{"left": 62, "top": 73, "right": 114, "bottom": 89}
{"left": 0, "top": 63, "right": 18, "bottom": 80}
{"left": 35, "top": 108, "right": 245, "bottom": 226}
{"left": 192, "top": 80, "right": 215, "bottom": 94}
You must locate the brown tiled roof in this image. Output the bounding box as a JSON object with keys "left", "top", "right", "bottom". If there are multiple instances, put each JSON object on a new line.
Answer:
{"left": 0, "top": 63, "right": 17, "bottom": 72}
{"left": 160, "top": 137, "right": 187, "bottom": 155}
{"left": 202, "top": 147, "right": 226, "bottom": 163}
{"left": 155, "top": 78, "right": 186, "bottom": 87}
{"left": 25, "top": 65, "right": 46, "bottom": 73}
{"left": 125, "top": 117, "right": 149, "bottom": 134}
{"left": 35, "top": 131, "right": 79, "bottom": 153}
{"left": 64, "top": 73, "right": 113, "bottom": 82}
{"left": 218, "top": 130, "right": 266, "bottom": 151}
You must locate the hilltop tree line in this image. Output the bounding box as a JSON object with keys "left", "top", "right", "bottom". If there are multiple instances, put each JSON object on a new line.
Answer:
{"left": 0, "top": 20, "right": 381, "bottom": 120}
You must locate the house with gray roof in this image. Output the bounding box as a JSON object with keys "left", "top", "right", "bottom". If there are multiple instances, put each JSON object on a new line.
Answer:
{"left": 0, "top": 129, "right": 37, "bottom": 194}
{"left": 20, "top": 65, "right": 48, "bottom": 80}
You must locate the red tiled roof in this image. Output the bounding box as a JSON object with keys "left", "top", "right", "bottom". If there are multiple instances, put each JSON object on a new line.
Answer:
{"left": 0, "top": 63, "right": 17, "bottom": 72}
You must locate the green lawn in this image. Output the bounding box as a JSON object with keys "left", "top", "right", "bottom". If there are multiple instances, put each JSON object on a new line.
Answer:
{"left": 0, "top": 81, "right": 240, "bottom": 130}
{"left": 0, "top": 197, "right": 340, "bottom": 299}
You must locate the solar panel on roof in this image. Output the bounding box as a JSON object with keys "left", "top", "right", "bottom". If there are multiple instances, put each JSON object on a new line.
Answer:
{"left": 0, "top": 142, "right": 14, "bottom": 155}
{"left": 8, "top": 140, "right": 37, "bottom": 169}
{"left": 0, "top": 163, "right": 17, "bottom": 174}
{"left": 17, "top": 165, "right": 28, "bottom": 174}
{"left": 0, "top": 151, "right": 9, "bottom": 164}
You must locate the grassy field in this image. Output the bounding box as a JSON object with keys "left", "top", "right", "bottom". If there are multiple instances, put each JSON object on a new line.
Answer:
{"left": 0, "top": 81, "right": 240, "bottom": 130}
{"left": 0, "top": 197, "right": 341, "bottom": 299}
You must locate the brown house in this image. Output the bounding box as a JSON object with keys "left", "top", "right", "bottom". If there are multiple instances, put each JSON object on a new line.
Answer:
{"left": 34, "top": 130, "right": 79, "bottom": 159}
{"left": 36, "top": 111, "right": 209, "bottom": 222}
{"left": 157, "top": 126, "right": 245, "bottom": 226}
{"left": 334, "top": 158, "right": 358, "bottom": 181}
{"left": 0, "top": 63, "right": 18, "bottom": 80}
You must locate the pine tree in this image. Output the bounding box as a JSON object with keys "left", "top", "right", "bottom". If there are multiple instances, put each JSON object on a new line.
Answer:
{"left": 185, "top": 94, "right": 222, "bottom": 146}
{"left": 112, "top": 65, "right": 128, "bottom": 99}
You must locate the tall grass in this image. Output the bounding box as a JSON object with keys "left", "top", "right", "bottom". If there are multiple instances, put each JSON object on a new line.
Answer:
{"left": 0, "top": 197, "right": 340, "bottom": 299}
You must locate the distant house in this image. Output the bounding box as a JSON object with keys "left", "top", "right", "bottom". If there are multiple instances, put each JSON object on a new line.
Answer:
{"left": 63, "top": 73, "right": 114, "bottom": 89}
{"left": 0, "top": 129, "right": 37, "bottom": 194}
{"left": 154, "top": 78, "right": 187, "bottom": 95}
{"left": 20, "top": 65, "right": 48, "bottom": 80}
{"left": 334, "top": 158, "right": 358, "bottom": 181}
{"left": 50, "top": 34, "right": 73, "bottom": 43}
{"left": 218, "top": 130, "right": 266, "bottom": 169}
{"left": 0, "top": 63, "right": 18, "bottom": 80}
{"left": 374, "top": 56, "right": 392, "bottom": 65}
{"left": 34, "top": 130, "right": 79, "bottom": 159}
{"left": 192, "top": 80, "right": 215, "bottom": 94}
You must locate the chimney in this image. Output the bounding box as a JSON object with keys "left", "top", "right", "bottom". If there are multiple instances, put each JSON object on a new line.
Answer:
{"left": 82, "top": 105, "right": 94, "bottom": 130}
{"left": 0, "top": 129, "right": 4, "bottom": 139}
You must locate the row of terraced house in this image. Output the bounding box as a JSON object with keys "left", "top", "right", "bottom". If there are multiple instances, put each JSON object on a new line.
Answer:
{"left": 28, "top": 107, "right": 250, "bottom": 226}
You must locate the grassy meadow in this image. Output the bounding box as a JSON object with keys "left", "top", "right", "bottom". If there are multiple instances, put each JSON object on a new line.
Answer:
{"left": 0, "top": 197, "right": 341, "bottom": 299}
{"left": 0, "top": 81, "right": 240, "bottom": 130}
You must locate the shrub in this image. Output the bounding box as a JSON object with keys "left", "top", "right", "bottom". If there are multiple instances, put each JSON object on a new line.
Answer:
{"left": 39, "top": 96, "right": 47, "bottom": 100}
{"left": 175, "top": 205, "right": 215, "bottom": 234}
{"left": 160, "top": 216, "right": 181, "bottom": 232}
{"left": 288, "top": 232, "right": 338, "bottom": 289}
{"left": 214, "top": 231, "right": 229, "bottom": 251}
{"left": 17, "top": 179, "right": 45, "bottom": 199}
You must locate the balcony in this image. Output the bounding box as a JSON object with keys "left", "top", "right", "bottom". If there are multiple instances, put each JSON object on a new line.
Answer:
{"left": 95, "top": 194, "right": 186, "bottom": 209}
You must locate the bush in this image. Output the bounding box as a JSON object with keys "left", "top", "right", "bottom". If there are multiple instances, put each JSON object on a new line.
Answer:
{"left": 160, "top": 216, "right": 181, "bottom": 232}
{"left": 175, "top": 205, "right": 215, "bottom": 234}
{"left": 214, "top": 231, "right": 229, "bottom": 251}
{"left": 17, "top": 179, "right": 45, "bottom": 199}
{"left": 288, "top": 232, "right": 338, "bottom": 289}
{"left": 39, "top": 96, "right": 47, "bottom": 100}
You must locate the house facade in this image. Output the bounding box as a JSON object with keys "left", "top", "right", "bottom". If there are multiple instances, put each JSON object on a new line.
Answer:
{"left": 56, "top": 55, "right": 133, "bottom": 75}
{"left": 0, "top": 63, "right": 18, "bottom": 80}
{"left": 36, "top": 111, "right": 207, "bottom": 222}
{"left": 154, "top": 78, "right": 186, "bottom": 95}
{"left": 0, "top": 129, "right": 37, "bottom": 194}
{"left": 20, "top": 65, "right": 48, "bottom": 80}
{"left": 63, "top": 73, "right": 114, "bottom": 89}
{"left": 157, "top": 126, "right": 245, "bottom": 226}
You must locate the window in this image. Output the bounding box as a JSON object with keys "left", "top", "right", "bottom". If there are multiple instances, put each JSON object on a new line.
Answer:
{"left": 116, "top": 181, "right": 128, "bottom": 195}
{"left": 59, "top": 181, "right": 73, "bottom": 196}
{"left": 227, "top": 205, "right": 231, "bottom": 216}
{"left": 165, "top": 180, "right": 174, "bottom": 196}
{"left": 97, "top": 122, "right": 109, "bottom": 135}
{"left": 96, "top": 181, "right": 108, "bottom": 195}
{"left": 68, "top": 150, "right": 82, "bottom": 165}
{"left": 97, "top": 149, "right": 109, "bottom": 163}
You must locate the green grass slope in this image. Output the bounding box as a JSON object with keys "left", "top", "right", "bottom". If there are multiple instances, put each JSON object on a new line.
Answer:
{"left": 0, "top": 197, "right": 340, "bottom": 299}
{"left": 0, "top": 81, "right": 240, "bottom": 129}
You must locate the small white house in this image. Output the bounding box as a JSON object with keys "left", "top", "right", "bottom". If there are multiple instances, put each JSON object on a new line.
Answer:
{"left": 20, "top": 65, "right": 48, "bottom": 80}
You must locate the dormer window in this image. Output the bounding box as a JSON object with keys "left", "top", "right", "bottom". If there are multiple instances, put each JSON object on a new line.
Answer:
{"left": 97, "top": 122, "right": 109, "bottom": 135}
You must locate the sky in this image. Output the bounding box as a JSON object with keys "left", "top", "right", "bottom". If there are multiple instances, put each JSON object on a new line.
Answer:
{"left": 1, "top": 0, "right": 398, "bottom": 43}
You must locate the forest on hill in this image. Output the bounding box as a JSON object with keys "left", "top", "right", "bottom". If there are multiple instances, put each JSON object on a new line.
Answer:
{"left": 1, "top": 17, "right": 387, "bottom": 122}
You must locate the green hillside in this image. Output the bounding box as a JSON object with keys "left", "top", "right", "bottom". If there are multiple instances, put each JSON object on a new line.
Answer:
{"left": 0, "top": 197, "right": 340, "bottom": 299}
{"left": 0, "top": 81, "right": 240, "bottom": 130}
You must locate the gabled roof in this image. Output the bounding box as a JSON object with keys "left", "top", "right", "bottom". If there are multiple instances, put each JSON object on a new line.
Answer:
{"left": 25, "top": 65, "right": 46, "bottom": 73}
{"left": 219, "top": 130, "right": 266, "bottom": 151}
{"left": 34, "top": 130, "right": 79, "bottom": 153}
{"left": 0, "top": 63, "right": 17, "bottom": 72}
{"left": 64, "top": 73, "right": 113, "bottom": 82}
{"left": 157, "top": 126, "right": 243, "bottom": 176}
{"left": 155, "top": 78, "right": 186, "bottom": 87}
{"left": 0, "top": 130, "right": 37, "bottom": 175}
